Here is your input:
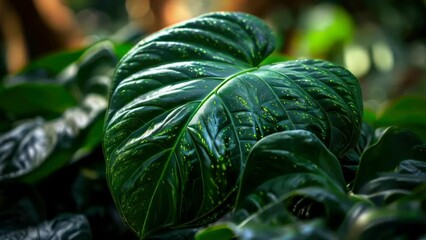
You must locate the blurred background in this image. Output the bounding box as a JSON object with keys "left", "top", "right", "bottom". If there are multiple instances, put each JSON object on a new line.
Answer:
{"left": 1, "top": 0, "right": 425, "bottom": 108}
{"left": 0, "top": 1, "right": 424, "bottom": 239}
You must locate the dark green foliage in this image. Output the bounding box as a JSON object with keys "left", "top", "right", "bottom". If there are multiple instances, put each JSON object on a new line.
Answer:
{"left": 103, "top": 12, "right": 362, "bottom": 238}
{"left": 103, "top": 12, "right": 426, "bottom": 240}
{"left": 0, "top": 9, "right": 424, "bottom": 240}
{"left": 0, "top": 42, "right": 115, "bottom": 184}
{"left": 0, "top": 41, "right": 138, "bottom": 239}
{"left": 0, "top": 184, "right": 91, "bottom": 240}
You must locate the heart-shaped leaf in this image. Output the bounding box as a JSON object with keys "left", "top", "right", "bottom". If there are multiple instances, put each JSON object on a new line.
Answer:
{"left": 103, "top": 12, "right": 362, "bottom": 238}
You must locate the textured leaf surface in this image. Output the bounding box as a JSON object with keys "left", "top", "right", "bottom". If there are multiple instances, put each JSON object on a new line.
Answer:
{"left": 352, "top": 127, "right": 426, "bottom": 192}
{"left": 0, "top": 42, "right": 116, "bottom": 183}
{"left": 103, "top": 12, "right": 362, "bottom": 238}
{"left": 0, "top": 94, "right": 107, "bottom": 183}
{"left": 236, "top": 130, "right": 346, "bottom": 211}
{"left": 0, "top": 214, "right": 92, "bottom": 240}
{"left": 196, "top": 187, "right": 349, "bottom": 240}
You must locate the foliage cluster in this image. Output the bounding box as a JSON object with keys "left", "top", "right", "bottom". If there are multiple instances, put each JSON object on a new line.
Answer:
{"left": 0, "top": 12, "right": 425, "bottom": 240}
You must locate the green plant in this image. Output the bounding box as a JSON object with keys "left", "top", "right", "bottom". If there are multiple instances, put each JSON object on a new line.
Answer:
{"left": 103, "top": 12, "right": 426, "bottom": 239}
{"left": 0, "top": 41, "right": 134, "bottom": 239}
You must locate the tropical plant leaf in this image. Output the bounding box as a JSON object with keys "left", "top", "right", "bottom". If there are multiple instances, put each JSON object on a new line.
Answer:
{"left": 237, "top": 130, "right": 346, "bottom": 207}
{"left": 103, "top": 12, "right": 362, "bottom": 238}
{"left": 352, "top": 127, "right": 426, "bottom": 192}
{"left": 197, "top": 187, "right": 353, "bottom": 240}
{"left": 373, "top": 95, "right": 426, "bottom": 140}
{"left": 0, "top": 40, "right": 117, "bottom": 183}
{"left": 339, "top": 200, "right": 426, "bottom": 240}
{"left": 0, "top": 93, "right": 107, "bottom": 183}
{"left": 18, "top": 48, "right": 87, "bottom": 76}
{"left": 356, "top": 159, "right": 426, "bottom": 206}
{"left": 0, "top": 183, "right": 91, "bottom": 239}
{"left": 0, "top": 214, "right": 92, "bottom": 240}
{"left": 0, "top": 83, "right": 77, "bottom": 119}
{"left": 0, "top": 183, "right": 44, "bottom": 231}
{"left": 339, "top": 122, "right": 374, "bottom": 184}
{"left": 196, "top": 220, "right": 336, "bottom": 240}
{"left": 0, "top": 41, "right": 117, "bottom": 122}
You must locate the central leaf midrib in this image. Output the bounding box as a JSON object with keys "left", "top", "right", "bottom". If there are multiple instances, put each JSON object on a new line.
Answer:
{"left": 141, "top": 66, "right": 259, "bottom": 234}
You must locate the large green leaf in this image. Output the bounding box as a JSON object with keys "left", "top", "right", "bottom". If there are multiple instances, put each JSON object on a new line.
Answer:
{"left": 103, "top": 12, "right": 362, "bottom": 238}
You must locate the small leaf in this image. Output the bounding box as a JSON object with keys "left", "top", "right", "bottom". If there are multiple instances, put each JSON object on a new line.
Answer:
{"left": 0, "top": 184, "right": 91, "bottom": 239}
{"left": 374, "top": 95, "right": 426, "bottom": 140}
{"left": 0, "top": 94, "right": 107, "bottom": 183}
{"left": 74, "top": 41, "right": 117, "bottom": 95}
{"left": 352, "top": 127, "right": 426, "bottom": 192}
{"left": 339, "top": 202, "right": 426, "bottom": 240}
{"left": 195, "top": 224, "right": 236, "bottom": 240}
{"left": 0, "top": 214, "right": 92, "bottom": 240}
{"left": 19, "top": 48, "right": 87, "bottom": 75}
{"left": 356, "top": 159, "right": 426, "bottom": 205}
{"left": 339, "top": 122, "right": 375, "bottom": 184}
{"left": 237, "top": 130, "right": 346, "bottom": 206}
{"left": 0, "top": 83, "right": 77, "bottom": 118}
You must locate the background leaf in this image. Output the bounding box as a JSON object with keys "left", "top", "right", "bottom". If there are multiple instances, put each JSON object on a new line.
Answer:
{"left": 0, "top": 183, "right": 91, "bottom": 239}
{"left": 339, "top": 200, "right": 426, "bottom": 240}
{"left": 0, "top": 83, "right": 77, "bottom": 119}
{"left": 352, "top": 127, "right": 426, "bottom": 192}
{"left": 373, "top": 95, "right": 426, "bottom": 140}
{"left": 0, "top": 214, "right": 92, "bottom": 240}
{"left": 0, "top": 40, "right": 117, "bottom": 184}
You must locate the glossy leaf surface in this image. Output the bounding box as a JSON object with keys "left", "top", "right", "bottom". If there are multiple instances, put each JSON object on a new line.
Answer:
{"left": 0, "top": 214, "right": 92, "bottom": 240}
{"left": 103, "top": 12, "right": 362, "bottom": 238}
{"left": 0, "top": 94, "right": 107, "bottom": 183}
{"left": 0, "top": 184, "right": 91, "bottom": 239}
{"left": 352, "top": 127, "right": 426, "bottom": 192}
{"left": 339, "top": 200, "right": 426, "bottom": 240}
{"left": 237, "top": 130, "right": 346, "bottom": 207}
{"left": 0, "top": 42, "right": 116, "bottom": 184}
